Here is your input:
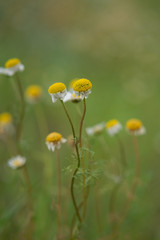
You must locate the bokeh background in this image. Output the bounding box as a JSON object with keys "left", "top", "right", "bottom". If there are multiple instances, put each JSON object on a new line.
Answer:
{"left": 0, "top": 0, "right": 160, "bottom": 239}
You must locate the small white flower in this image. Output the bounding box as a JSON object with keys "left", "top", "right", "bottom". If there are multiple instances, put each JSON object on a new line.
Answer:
{"left": 106, "top": 119, "right": 122, "bottom": 136}
{"left": 86, "top": 122, "right": 105, "bottom": 136}
{"left": 126, "top": 119, "right": 146, "bottom": 136}
{"left": 8, "top": 155, "right": 26, "bottom": 169}
{"left": 63, "top": 91, "right": 82, "bottom": 103}
{"left": 0, "top": 58, "right": 24, "bottom": 76}
{"left": 72, "top": 78, "right": 92, "bottom": 100}
{"left": 46, "top": 132, "right": 67, "bottom": 152}
{"left": 48, "top": 82, "right": 67, "bottom": 103}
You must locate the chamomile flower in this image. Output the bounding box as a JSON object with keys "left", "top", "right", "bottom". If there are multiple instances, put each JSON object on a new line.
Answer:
{"left": 126, "top": 119, "right": 146, "bottom": 136}
{"left": 0, "top": 58, "right": 24, "bottom": 76}
{"left": 25, "top": 85, "right": 42, "bottom": 103}
{"left": 0, "top": 112, "right": 13, "bottom": 135}
{"left": 72, "top": 78, "right": 92, "bottom": 99}
{"left": 46, "top": 132, "right": 67, "bottom": 152}
{"left": 106, "top": 119, "right": 122, "bottom": 136}
{"left": 48, "top": 82, "right": 67, "bottom": 103}
{"left": 8, "top": 155, "right": 26, "bottom": 169}
{"left": 86, "top": 122, "right": 105, "bottom": 136}
{"left": 63, "top": 92, "right": 82, "bottom": 103}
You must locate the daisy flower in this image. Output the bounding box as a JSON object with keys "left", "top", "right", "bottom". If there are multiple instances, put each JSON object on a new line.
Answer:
{"left": 48, "top": 82, "right": 67, "bottom": 103}
{"left": 72, "top": 78, "right": 92, "bottom": 99}
{"left": 86, "top": 122, "right": 105, "bottom": 136}
{"left": 126, "top": 119, "right": 146, "bottom": 136}
{"left": 25, "top": 85, "right": 42, "bottom": 103}
{"left": 106, "top": 119, "right": 122, "bottom": 136}
{"left": 63, "top": 92, "right": 82, "bottom": 103}
{"left": 0, "top": 58, "right": 24, "bottom": 76}
{"left": 8, "top": 155, "right": 26, "bottom": 169}
{"left": 46, "top": 132, "right": 67, "bottom": 152}
{"left": 0, "top": 112, "right": 13, "bottom": 135}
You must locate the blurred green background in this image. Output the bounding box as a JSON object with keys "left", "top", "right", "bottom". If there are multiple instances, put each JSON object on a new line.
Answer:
{"left": 0, "top": 0, "right": 160, "bottom": 239}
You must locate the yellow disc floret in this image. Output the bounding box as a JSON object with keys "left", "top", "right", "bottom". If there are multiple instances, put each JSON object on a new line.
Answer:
{"left": 26, "top": 85, "right": 42, "bottom": 98}
{"left": 48, "top": 82, "right": 66, "bottom": 94}
{"left": 106, "top": 119, "right": 119, "bottom": 129}
{"left": 126, "top": 119, "right": 142, "bottom": 131}
{"left": 72, "top": 78, "right": 92, "bottom": 92}
{"left": 46, "top": 132, "right": 62, "bottom": 143}
{"left": 5, "top": 58, "right": 20, "bottom": 68}
{"left": 13, "top": 160, "right": 22, "bottom": 167}
{"left": 0, "top": 112, "right": 12, "bottom": 125}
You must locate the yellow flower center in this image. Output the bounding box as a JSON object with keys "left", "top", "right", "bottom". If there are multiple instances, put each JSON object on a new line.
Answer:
{"left": 72, "top": 78, "right": 92, "bottom": 92}
{"left": 13, "top": 160, "right": 22, "bottom": 167}
{"left": 48, "top": 82, "right": 66, "bottom": 94}
{"left": 0, "top": 112, "right": 12, "bottom": 124}
{"left": 26, "top": 85, "right": 42, "bottom": 98}
{"left": 106, "top": 119, "right": 119, "bottom": 129}
{"left": 46, "top": 132, "right": 62, "bottom": 143}
{"left": 5, "top": 58, "right": 20, "bottom": 68}
{"left": 126, "top": 119, "right": 142, "bottom": 131}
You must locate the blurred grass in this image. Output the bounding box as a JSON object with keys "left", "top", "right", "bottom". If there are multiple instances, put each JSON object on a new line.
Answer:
{"left": 0, "top": 0, "right": 160, "bottom": 239}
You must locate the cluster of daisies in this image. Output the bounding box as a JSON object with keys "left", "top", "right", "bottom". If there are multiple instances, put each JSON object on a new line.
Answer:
{"left": 0, "top": 57, "right": 146, "bottom": 171}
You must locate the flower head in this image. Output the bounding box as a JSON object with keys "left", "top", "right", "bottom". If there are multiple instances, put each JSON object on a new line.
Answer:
{"left": 46, "top": 132, "right": 67, "bottom": 152}
{"left": 48, "top": 82, "right": 67, "bottom": 103}
{"left": 72, "top": 78, "right": 92, "bottom": 99}
{"left": 8, "top": 155, "right": 26, "bottom": 169}
{"left": 126, "top": 119, "right": 146, "bottom": 135}
{"left": 25, "top": 85, "right": 42, "bottom": 103}
{"left": 0, "top": 112, "right": 13, "bottom": 135}
{"left": 63, "top": 92, "right": 82, "bottom": 103}
{"left": 106, "top": 119, "right": 122, "bottom": 136}
{"left": 86, "top": 122, "right": 105, "bottom": 136}
{"left": 0, "top": 58, "right": 24, "bottom": 76}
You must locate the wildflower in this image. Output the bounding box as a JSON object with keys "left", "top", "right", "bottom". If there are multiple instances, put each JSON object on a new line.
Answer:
{"left": 86, "top": 122, "right": 105, "bottom": 136}
{"left": 0, "top": 58, "right": 24, "bottom": 76}
{"left": 25, "top": 85, "right": 42, "bottom": 103}
{"left": 72, "top": 78, "right": 92, "bottom": 99}
{"left": 0, "top": 112, "right": 13, "bottom": 135}
{"left": 106, "top": 119, "right": 122, "bottom": 136}
{"left": 46, "top": 132, "right": 67, "bottom": 152}
{"left": 48, "top": 82, "right": 67, "bottom": 103}
{"left": 8, "top": 155, "right": 26, "bottom": 169}
{"left": 63, "top": 92, "right": 82, "bottom": 103}
{"left": 126, "top": 118, "right": 146, "bottom": 135}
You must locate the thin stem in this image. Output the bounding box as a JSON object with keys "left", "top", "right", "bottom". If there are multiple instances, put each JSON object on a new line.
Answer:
{"left": 15, "top": 74, "right": 25, "bottom": 143}
{"left": 60, "top": 100, "right": 82, "bottom": 223}
{"left": 79, "top": 98, "right": 86, "bottom": 147}
{"left": 107, "top": 136, "right": 141, "bottom": 240}
{"left": 22, "top": 165, "right": 34, "bottom": 240}
{"left": 56, "top": 148, "right": 61, "bottom": 240}
{"left": 116, "top": 135, "right": 127, "bottom": 169}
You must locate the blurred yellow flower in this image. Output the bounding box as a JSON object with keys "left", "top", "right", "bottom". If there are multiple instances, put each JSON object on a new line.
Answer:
{"left": 126, "top": 119, "right": 146, "bottom": 135}
{"left": 46, "top": 132, "right": 67, "bottom": 152}
{"left": 0, "top": 58, "right": 24, "bottom": 76}
{"left": 72, "top": 78, "right": 92, "bottom": 99}
{"left": 106, "top": 119, "right": 122, "bottom": 136}
{"left": 48, "top": 82, "right": 67, "bottom": 103}
{"left": 0, "top": 112, "right": 14, "bottom": 135}
{"left": 25, "top": 85, "right": 42, "bottom": 103}
{"left": 8, "top": 155, "right": 26, "bottom": 169}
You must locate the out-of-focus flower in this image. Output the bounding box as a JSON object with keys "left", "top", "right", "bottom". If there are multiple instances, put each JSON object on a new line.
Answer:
{"left": 48, "top": 82, "right": 67, "bottom": 103}
{"left": 25, "top": 85, "right": 42, "bottom": 103}
{"left": 46, "top": 132, "right": 67, "bottom": 152}
{"left": 106, "top": 119, "right": 122, "bottom": 136}
{"left": 8, "top": 155, "right": 26, "bottom": 169}
{"left": 63, "top": 92, "right": 82, "bottom": 103}
{"left": 72, "top": 78, "right": 92, "bottom": 99}
{"left": 0, "top": 112, "right": 13, "bottom": 135}
{"left": 86, "top": 122, "right": 105, "bottom": 136}
{"left": 0, "top": 58, "right": 24, "bottom": 76}
{"left": 126, "top": 119, "right": 146, "bottom": 136}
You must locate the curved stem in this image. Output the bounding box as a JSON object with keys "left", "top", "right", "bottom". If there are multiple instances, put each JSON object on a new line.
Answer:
{"left": 60, "top": 100, "right": 82, "bottom": 223}
{"left": 79, "top": 98, "right": 86, "bottom": 147}
{"left": 56, "top": 149, "right": 61, "bottom": 240}
{"left": 22, "top": 166, "right": 34, "bottom": 240}
{"left": 15, "top": 74, "right": 25, "bottom": 143}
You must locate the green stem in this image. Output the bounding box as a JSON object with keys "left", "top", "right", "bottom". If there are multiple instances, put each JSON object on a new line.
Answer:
{"left": 56, "top": 149, "right": 61, "bottom": 240}
{"left": 60, "top": 100, "right": 82, "bottom": 223}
